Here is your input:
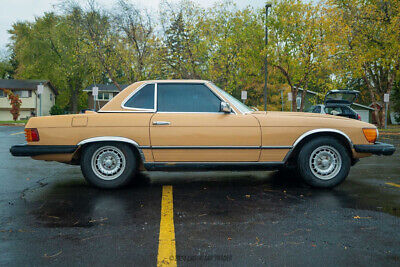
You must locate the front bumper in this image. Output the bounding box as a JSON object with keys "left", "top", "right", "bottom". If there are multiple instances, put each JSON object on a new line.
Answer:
{"left": 10, "top": 144, "right": 78, "bottom": 157}
{"left": 353, "top": 142, "right": 396, "bottom": 156}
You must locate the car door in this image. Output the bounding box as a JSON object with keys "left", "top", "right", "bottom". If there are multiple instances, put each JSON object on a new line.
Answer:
{"left": 150, "top": 83, "right": 261, "bottom": 162}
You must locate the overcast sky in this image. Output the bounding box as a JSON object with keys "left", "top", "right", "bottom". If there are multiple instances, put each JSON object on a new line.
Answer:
{"left": 0, "top": 0, "right": 266, "bottom": 55}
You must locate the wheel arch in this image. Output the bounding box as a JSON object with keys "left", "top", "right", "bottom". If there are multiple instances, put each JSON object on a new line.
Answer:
{"left": 284, "top": 129, "right": 354, "bottom": 164}
{"left": 74, "top": 136, "right": 146, "bottom": 168}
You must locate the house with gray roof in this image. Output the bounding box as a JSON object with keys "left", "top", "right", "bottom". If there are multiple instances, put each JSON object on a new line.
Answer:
{"left": 0, "top": 79, "right": 57, "bottom": 121}
{"left": 83, "top": 84, "right": 129, "bottom": 110}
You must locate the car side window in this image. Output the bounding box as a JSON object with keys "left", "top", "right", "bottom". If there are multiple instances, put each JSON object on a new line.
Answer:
{"left": 157, "top": 83, "right": 221, "bottom": 112}
{"left": 325, "top": 107, "right": 342, "bottom": 115}
{"left": 341, "top": 107, "right": 353, "bottom": 115}
{"left": 124, "top": 84, "right": 155, "bottom": 109}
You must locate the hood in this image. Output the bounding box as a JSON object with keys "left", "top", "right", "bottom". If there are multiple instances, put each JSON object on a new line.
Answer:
{"left": 251, "top": 111, "right": 374, "bottom": 128}
{"left": 265, "top": 111, "right": 353, "bottom": 120}
{"left": 324, "top": 90, "right": 359, "bottom": 105}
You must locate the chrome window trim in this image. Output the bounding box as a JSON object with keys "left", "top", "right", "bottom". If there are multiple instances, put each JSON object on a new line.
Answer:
{"left": 108, "top": 81, "right": 241, "bottom": 115}
{"left": 156, "top": 112, "right": 230, "bottom": 114}
{"left": 98, "top": 110, "right": 155, "bottom": 113}
{"left": 206, "top": 81, "right": 253, "bottom": 115}
{"left": 121, "top": 82, "right": 156, "bottom": 111}
{"left": 205, "top": 82, "right": 238, "bottom": 115}
{"left": 155, "top": 82, "right": 236, "bottom": 114}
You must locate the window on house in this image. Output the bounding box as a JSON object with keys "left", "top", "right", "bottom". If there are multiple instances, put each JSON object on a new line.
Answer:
{"left": 96, "top": 92, "right": 113, "bottom": 101}
{"left": 0, "top": 90, "right": 5, "bottom": 97}
{"left": 14, "top": 90, "right": 32, "bottom": 98}
{"left": 296, "top": 96, "right": 302, "bottom": 109}
{"left": 50, "top": 93, "right": 53, "bottom": 101}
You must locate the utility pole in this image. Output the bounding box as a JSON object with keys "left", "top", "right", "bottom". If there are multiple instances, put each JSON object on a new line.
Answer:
{"left": 264, "top": 3, "right": 272, "bottom": 112}
{"left": 384, "top": 93, "right": 389, "bottom": 129}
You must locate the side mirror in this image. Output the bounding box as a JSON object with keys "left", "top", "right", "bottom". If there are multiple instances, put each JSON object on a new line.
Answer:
{"left": 220, "top": 102, "right": 232, "bottom": 113}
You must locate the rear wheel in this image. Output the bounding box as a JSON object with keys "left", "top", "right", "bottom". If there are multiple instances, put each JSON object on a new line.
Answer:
{"left": 297, "top": 136, "right": 351, "bottom": 188}
{"left": 80, "top": 142, "right": 138, "bottom": 189}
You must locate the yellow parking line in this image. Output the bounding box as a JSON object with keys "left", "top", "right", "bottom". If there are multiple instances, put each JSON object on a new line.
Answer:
{"left": 386, "top": 182, "right": 400, "bottom": 188}
{"left": 157, "top": 185, "right": 177, "bottom": 267}
{"left": 10, "top": 131, "right": 25, "bottom": 136}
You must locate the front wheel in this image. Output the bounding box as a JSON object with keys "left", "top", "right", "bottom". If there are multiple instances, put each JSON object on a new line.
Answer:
{"left": 297, "top": 137, "right": 351, "bottom": 188}
{"left": 80, "top": 142, "right": 138, "bottom": 189}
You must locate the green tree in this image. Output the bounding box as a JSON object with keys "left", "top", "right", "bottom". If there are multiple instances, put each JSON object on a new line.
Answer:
{"left": 9, "top": 12, "right": 91, "bottom": 112}
{"left": 267, "top": 0, "right": 329, "bottom": 111}
{"left": 159, "top": 0, "right": 210, "bottom": 79}
{"left": 326, "top": 0, "right": 400, "bottom": 127}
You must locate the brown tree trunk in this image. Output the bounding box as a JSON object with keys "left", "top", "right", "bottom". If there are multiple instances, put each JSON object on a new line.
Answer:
{"left": 380, "top": 102, "right": 386, "bottom": 127}
{"left": 71, "top": 88, "right": 78, "bottom": 114}
{"left": 292, "top": 87, "right": 298, "bottom": 111}
{"left": 362, "top": 74, "right": 381, "bottom": 127}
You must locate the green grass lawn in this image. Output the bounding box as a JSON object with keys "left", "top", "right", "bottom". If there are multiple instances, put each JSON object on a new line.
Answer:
{"left": 0, "top": 120, "right": 28, "bottom": 124}
{"left": 379, "top": 125, "right": 400, "bottom": 133}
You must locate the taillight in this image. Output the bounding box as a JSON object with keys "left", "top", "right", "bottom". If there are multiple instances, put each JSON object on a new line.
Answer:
{"left": 357, "top": 114, "right": 361, "bottom": 120}
{"left": 362, "top": 128, "right": 377, "bottom": 143}
{"left": 25, "top": 128, "right": 40, "bottom": 142}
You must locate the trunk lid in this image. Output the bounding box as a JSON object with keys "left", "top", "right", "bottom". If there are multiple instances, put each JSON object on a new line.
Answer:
{"left": 324, "top": 90, "right": 359, "bottom": 106}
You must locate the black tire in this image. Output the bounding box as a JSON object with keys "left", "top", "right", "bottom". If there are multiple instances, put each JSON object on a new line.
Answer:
{"left": 297, "top": 136, "right": 351, "bottom": 188}
{"left": 80, "top": 142, "right": 138, "bottom": 189}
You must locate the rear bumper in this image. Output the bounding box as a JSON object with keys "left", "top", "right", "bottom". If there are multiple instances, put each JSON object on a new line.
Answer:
{"left": 10, "top": 144, "right": 78, "bottom": 157}
{"left": 353, "top": 142, "right": 396, "bottom": 156}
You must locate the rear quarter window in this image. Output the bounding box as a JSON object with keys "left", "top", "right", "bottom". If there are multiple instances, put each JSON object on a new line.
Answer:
{"left": 124, "top": 84, "right": 155, "bottom": 110}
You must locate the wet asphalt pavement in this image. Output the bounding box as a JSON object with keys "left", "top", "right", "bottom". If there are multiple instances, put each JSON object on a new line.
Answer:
{"left": 1, "top": 126, "right": 399, "bottom": 266}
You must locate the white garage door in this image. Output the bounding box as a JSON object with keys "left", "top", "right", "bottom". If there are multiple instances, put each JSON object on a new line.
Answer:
{"left": 354, "top": 109, "right": 369, "bottom": 123}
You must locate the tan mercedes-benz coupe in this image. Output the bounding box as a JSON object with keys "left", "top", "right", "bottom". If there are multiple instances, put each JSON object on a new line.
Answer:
{"left": 10, "top": 80, "right": 395, "bottom": 188}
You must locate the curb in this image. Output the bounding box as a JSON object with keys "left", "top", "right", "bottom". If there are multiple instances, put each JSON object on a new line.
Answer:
{"left": 0, "top": 123, "right": 26, "bottom": 126}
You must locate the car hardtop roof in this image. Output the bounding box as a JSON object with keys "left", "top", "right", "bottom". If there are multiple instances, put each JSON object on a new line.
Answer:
{"left": 139, "top": 79, "right": 211, "bottom": 84}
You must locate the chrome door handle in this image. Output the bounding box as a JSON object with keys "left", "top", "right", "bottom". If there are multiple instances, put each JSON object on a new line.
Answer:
{"left": 153, "top": 121, "right": 171, "bottom": 125}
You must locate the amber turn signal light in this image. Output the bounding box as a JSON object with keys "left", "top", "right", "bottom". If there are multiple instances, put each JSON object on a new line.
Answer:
{"left": 25, "top": 128, "right": 40, "bottom": 142}
{"left": 362, "top": 128, "right": 377, "bottom": 143}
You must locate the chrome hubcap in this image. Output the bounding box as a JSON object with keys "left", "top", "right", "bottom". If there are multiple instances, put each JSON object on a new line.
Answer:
{"left": 91, "top": 146, "right": 126, "bottom": 180}
{"left": 309, "top": 145, "right": 342, "bottom": 180}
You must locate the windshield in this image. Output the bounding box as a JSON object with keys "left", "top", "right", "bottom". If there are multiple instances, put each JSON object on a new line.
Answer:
{"left": 208, "top": 83, "right": 253, "bottom": 114}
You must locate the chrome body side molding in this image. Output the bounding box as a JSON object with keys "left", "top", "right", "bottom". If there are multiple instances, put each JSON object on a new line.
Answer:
{"left": 148, "top": 146, "right": 292, "bottom": 149}
{"left": 75, "top": 129, "right": 352, "bottom": 166}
